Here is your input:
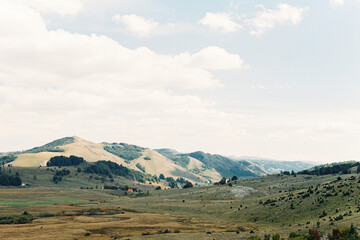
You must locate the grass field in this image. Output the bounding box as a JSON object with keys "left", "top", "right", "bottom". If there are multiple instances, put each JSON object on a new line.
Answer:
{"left": 0, "top": 167, "right": 359, "bottom": 239}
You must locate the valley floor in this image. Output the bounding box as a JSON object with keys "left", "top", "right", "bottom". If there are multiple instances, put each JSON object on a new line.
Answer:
{"left": 1, "top": 173, "right": 360, "bottom": 239}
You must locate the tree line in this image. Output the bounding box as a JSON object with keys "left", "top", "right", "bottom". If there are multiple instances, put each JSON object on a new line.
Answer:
{"left": 47, "top": 155, "right": 85, "bottom": 167}
{"left": 299, "top": 162, "right": 360, "bottom": 176}
{"left": 0, "top": 167, "right": 22, "bottom": 186}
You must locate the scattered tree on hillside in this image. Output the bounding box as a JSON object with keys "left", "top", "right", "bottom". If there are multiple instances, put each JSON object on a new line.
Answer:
{"left": 299, "top": 162, "right": 360, "bottom": 176}
{"left": 247, "top": 236, "right": 262, "bottom": 240}
{"left": 0, "top": 170, "right": 22, "bottom": 186}
{"left": 84, "top": 161, "right": 155, "bottom": 183}
{"left": 166, "top": 177, "right": 175, "bottom": 183}
{"left": 47, "top": 155, "right": 85, "bottom": 167}
{"left": 52, "top": 168, "right": 70, "bottom": 183}
{"left": 328, "top": 224, "right": 359, "bottom": 240}
{"left": 264, "top": 234, "right": 271, "bottom": 240}
{"left": 288, "top": 229, "right": 321, "bottom": 240}
{"left": 282, "top": 171, "right": 290, "bottom": 175}
{"left": 271, "top": 233, "right": 282, "bottom": 240}
{"left": 231, "top": 176, "right": 238, "bottom": 181}
{"left": 136, "top": 163, "right": 146, "bottom": 173}
{"left": 219, "top": 177, "right": 227, "bottom": 185}
{"left": 183, "top": 181, "right": 193, "bottom": 188}
{"left": 0, "top": 155, "right": 17, "bottom": 166}
{"left": 103, "top": 143, "right": 144, "bottom": 161}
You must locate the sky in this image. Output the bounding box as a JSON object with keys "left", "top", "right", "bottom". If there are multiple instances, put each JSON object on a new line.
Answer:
{"left": 1, "top": 0, "right": 360, "bottom": 163}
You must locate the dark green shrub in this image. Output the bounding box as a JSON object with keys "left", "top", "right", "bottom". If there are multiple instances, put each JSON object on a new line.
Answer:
{"left": 103, "top": 143, "right": 143, "bottom": 161}
{"left": 183, "top": 181, "right": 193, "bottom": 188}
{"left": 47, "top": 155, "right": 84, "bottom": 167}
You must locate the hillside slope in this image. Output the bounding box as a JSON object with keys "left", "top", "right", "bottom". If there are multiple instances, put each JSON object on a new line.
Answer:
{"left": 6, "top": 137, "right": 221, "bottom": 183}
{"left": 10, "top": 137, "right": 126, "bottom": 167}
{"left": 3, "top": 137, "right": 315, "bottom": 185}
{"left": 186, "top": 151, "right": 261, "bottom": 178}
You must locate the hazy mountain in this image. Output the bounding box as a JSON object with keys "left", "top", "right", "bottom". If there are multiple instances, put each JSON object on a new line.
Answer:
{"left": 155, "top": 148, "right": 179, "bottom": 156}
{"left": 232, "top": 156, "right": 315, "bottom": 174}
{"left": 185, "top": 151, "right": 261, "bottom": 178}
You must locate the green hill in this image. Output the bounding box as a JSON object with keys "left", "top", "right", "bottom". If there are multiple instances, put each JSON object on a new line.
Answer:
{"left": 299, "top": 161, "right": 360, "bottom": 175}
{"left": 1, "top": 136, "right": 318, "bottom": 185}
{"left": 186, "top": 151, "right": 260, "bottom": 178}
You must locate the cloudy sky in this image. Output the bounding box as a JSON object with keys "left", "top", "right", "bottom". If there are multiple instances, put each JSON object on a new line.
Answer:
{"left": 1, "top": 0, "right": 360, "bottom": 163}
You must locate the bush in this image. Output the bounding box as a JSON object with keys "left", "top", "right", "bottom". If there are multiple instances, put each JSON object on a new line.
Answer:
{"left": 103, "top": 143, "right": 144, "bottom": 161}
{"left": 183, "top": 181, "right": 193, "bottom": 188}
{"left": 319, "top": 210, "right": 327, "bottom": 218}
{"left": 176, "top": 177, "right": 186, "bottom": 184}
{"left": 0, "top": 212, "right": 33, "bottom": 224}
{"left": 328, "top": 225, "right": 359, "bottom": 240}
{"left": 52, "top": 168, "right": 70, "bottom": 183}
{"left": 334, "top": 215, "right": 343, "bottom": 221}
{"left": 136, "top": 163, "right": 146, "bottom": 173}
{"left": 219, "top": 177, "right": 227, "bottom": 185}
{"left": 104, "top": 185, "right": 118, "bottom": 190}
{"left": 0, "top": 171, "right": 22, "bottom": 186}
{"left": 247, "top": 236, "right": 261, "bottom": 240}
{"left": 84, "top": 161, "right": 155, "bottom": 183}
{"left": 0, "top": 155, "right": 17, "bottom": 165}
{"left": 272, "top": 233, "right": 282, "bottom": 240}
{"left": 47, "top": 155, "right": 85, "bottom": 167}
{"left": 166, "top": 177, "right": 175, "bottom": 183}
{"left": 167, "top": 155, "right": 190, "bottom": 168}
{"left": 85, "top": 161, "right": 129, "bottom": 177}
{"left": 288, "top": 229, "right": 322, "bottom": 240}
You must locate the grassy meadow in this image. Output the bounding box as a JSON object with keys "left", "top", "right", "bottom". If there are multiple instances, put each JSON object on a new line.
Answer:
{"left": 0, "top": 166, "right": 359, "bottom": 239}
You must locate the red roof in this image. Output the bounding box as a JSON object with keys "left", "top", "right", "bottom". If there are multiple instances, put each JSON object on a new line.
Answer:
{"left": 127, "top": 189, "right": 133, "bottom": 192}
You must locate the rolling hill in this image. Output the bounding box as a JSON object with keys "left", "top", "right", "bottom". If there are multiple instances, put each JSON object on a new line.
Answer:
{"left": 1, "top": 137, "right": 313, "bottom": 185}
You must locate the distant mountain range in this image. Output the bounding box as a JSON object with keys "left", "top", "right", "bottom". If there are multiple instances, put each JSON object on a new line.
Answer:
{"left": 231, "top": 156, "right": 315, "bottom": 174}
{"left": 1, "top": 136, "right": 315, "bottom": 184}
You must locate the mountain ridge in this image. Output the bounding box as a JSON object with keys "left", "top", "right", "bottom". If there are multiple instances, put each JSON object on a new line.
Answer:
{"left": 1, "top": 136, "right": 314, "bottom": 183}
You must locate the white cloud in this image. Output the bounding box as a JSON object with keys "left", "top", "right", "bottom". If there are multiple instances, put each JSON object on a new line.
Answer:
{"left": 112, "top": 13, "right": 186, "bottom": 37}
{"left": 330, "top": 0, "right": 345, "bottom": 6}
{"left": 248, "top": 4, "right": 308, "bottom": 35}
{"left": 11, "top": 0, "right": 84, "bottom": 16}
{"left": 198, "top": 12, "right": 242, "bottom": 33}
{"left": 2, "top": 1, "right": 357, "bottom": 164}
{"left": 177, "top": 46, "right": 247, "bottom": 70}
{"left": 112, "top": 14, "right": 159, "bottom": 37}
{"left": 0, "top": 1, "right": 250, "bottom": 153}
